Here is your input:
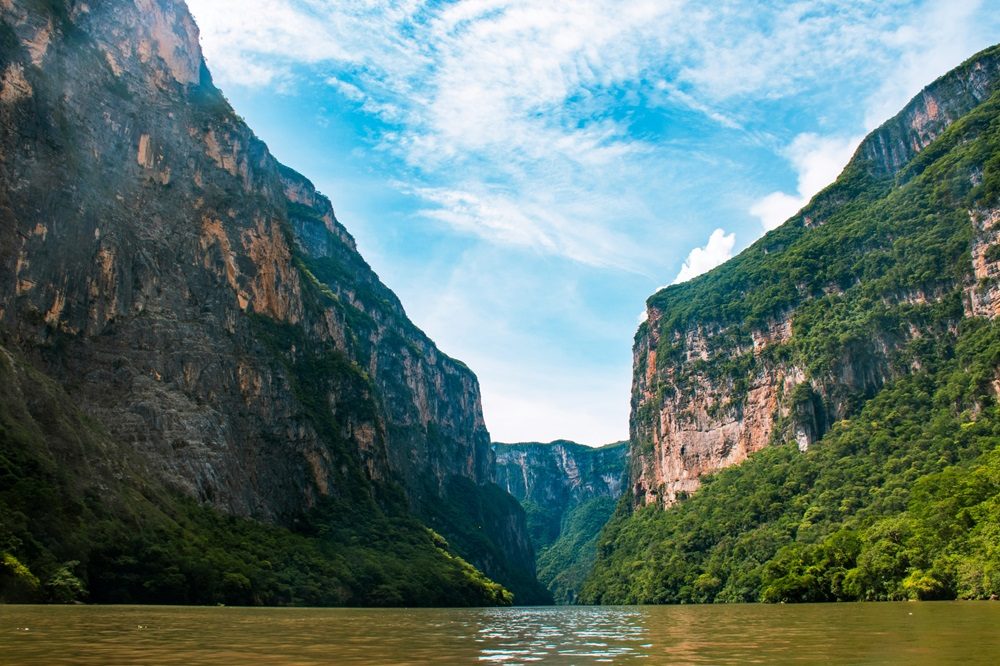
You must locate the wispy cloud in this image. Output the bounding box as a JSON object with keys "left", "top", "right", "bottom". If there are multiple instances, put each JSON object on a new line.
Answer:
{"left": 187, "top": 0, "right": 977, "bottom": 267}
{"left": 410, "top": 182, "right": 652, "bottom": 270}
{"left": 675, "top": 2, "right": 914, "bottom": 101}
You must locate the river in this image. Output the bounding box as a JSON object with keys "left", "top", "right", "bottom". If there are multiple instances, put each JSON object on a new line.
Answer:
{"left": 2, "top": 602, "right": 998, "bottom": 664}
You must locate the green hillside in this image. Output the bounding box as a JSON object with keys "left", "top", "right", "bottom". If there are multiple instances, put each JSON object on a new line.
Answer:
{"left": 582, "top": 47, "right": 1000, "bottom": 604}
{"left": 536, "top": 497, "right": 619, "bottom": 603}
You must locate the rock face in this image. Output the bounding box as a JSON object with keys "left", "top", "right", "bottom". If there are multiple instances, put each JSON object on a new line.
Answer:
{"left": 859, "top": 51, "right": 1000, "bottom": 175}
{"left": 494, "top": 440, "right": 627, "bottom": 538}
{"left": 0, "top": 0, "right": 539, "bottom": 602}
{"left": 631, "top": 44, "right": 1000, "bottom": 507}
{"left": 493, "top": 440, "right": 627, "bottom": 602}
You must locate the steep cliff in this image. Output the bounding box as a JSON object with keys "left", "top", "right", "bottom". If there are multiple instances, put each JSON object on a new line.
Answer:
{"left": 630, "top": 44, "right": 1000, "bottom": 506}
{"left": 493, "top": 440, "right": 627, "bottom": 602}
{"left": 0, "top": 0, "right": 543, "bottom": 605}
{"left": 583, "top": 43, "right": 1000, "bottom": 604}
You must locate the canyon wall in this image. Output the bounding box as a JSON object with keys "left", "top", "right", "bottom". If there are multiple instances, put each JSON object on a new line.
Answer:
{"left": 494, "top": 440, "right": 627, "bottom": 533}
{"left": 0, "top": 0, "right": 542, "bottom": 602}
{"left": 631, "top": 45, "right": 1000, "bottom": 507}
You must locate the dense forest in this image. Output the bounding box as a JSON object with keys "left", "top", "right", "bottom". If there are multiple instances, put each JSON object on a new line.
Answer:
{"left": 584, "top": 322, "right": 1000, "bottom": 603}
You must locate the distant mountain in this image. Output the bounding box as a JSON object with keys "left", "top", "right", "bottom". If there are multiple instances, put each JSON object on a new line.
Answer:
{"left": 584, "top": 44, "right": 1000, "bottom": 604}
{"left": 493, "top": 440, "right": 627, "bottom": 603}
{"left": 0, "top": 0, "right": 548, "bottom": 606}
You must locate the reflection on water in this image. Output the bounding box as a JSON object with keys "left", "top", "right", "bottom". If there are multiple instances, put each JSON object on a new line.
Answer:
{"left": 475, "top": 607, "right": 647, "bottom": 662}
{"left": 2, "top": 601, "right": 999, "bottom": 664}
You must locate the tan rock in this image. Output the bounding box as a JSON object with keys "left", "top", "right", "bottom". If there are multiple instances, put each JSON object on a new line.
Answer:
{"left": 0, "top": 64, "right": 32, "bottom": 103}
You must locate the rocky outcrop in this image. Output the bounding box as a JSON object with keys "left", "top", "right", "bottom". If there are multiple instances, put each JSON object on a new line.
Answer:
{"left": 859, "top": 48, "right": 1000, "bottom": 176}
{"left": 493, "top": 440, "right": 627, "bottom": 525}
{"left": 965, "top": 207, "right": 1000, "bottom": 318}
{"left": 631, "top": 44, "right": 1000, "bottom": 507}
{"left": 0, "top": 0, "right": 537, "bottom": 601}
{"left": 493, "top": 440, "right": 627, "bottom": 603}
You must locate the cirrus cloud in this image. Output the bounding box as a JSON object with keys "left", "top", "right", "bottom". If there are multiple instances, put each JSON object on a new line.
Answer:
{"left": 184, "top": 0, "right": 1000, "bottom": 443}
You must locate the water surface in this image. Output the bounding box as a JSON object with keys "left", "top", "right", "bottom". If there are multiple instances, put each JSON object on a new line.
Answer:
{"left": 2, "top": 602, "right": 998, "bottom": 664}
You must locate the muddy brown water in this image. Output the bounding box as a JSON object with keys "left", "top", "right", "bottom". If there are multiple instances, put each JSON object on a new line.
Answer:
{"left": 2, "top": 601, "right": 998, "bottom": 664}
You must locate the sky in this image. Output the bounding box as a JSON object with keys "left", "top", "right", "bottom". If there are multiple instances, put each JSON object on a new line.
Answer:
{"left": 185, "top": 0, "right": 999, "bottom": 446}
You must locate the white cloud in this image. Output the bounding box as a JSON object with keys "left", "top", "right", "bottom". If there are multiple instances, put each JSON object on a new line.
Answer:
{"left": 673, "top": 228, "right": 736, "bottom": 284}
{"left": 415, "top": 187, "right": 559, "bottom": 253}
{"left": 185, "top": 0, "right": 365, "bottom": 85}
{"left": 654, "top": 81, "right": 744, "bottom": 130}
{"left": 676, "top": 2, "right": 907, "bottom": 101}
{"left": 186, "top": 0, "right": 959, "bottom": 266}
{"left": 750, "top": 133, "right": 862, "bottom": 231}
{"left": 328, "top": 78, "right": 365, "bottom": 102}
{"left": 410, "top": 183, "right": 650, "bottom": 270}
{"left": 749, "top": 191, "right": 804, "bottom": 233}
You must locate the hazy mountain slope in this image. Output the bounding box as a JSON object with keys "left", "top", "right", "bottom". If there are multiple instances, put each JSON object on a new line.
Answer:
{"left": 583, "top": 44, "right": 1000, "bottom": 604}
{"left": 0, "top": 0, "right": 545, "bottom": 605}
{"left": 493, "top": 440, "right": 627, "bottom": 602}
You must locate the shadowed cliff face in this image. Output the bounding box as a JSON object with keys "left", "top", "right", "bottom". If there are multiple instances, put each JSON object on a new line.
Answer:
{"left": 0, "top": 0, "right": 538, "bottom": 602}
{"left": 631, "top": 45, "right": 1000, "bottom": 507}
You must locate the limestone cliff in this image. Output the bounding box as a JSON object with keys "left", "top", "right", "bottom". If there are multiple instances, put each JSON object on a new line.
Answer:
{"left": 494, "top": 440, "right": 627, "bottom": 540}
{"left": 0, "top": 0, "right": 542, "bottom": 604}
{"left": 632, "top": 44, "right": 1000, "bottom": 507}
{"left": 493, "top": 440, "right": 627, "bottom": 602}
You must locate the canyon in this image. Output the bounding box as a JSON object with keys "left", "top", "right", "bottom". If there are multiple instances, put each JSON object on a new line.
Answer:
{"left": 3, "top": 0, "right": 999, "bottom": 610}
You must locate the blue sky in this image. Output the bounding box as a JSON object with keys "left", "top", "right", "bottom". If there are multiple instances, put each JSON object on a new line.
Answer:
{"left": 185, "top": 0, "right": 998, "bottom": 445}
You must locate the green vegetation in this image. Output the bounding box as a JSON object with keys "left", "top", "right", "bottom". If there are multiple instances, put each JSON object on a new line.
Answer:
{"left": 536, "top": 497, "right": 617, "bottom": 604}
{"left": 584, "top": 53, "right": 1000, "bottom": 605}
{"left": 0, "top": 340, "right": 511, "bottom": 607}
{"left": 583, "top": 322, "right": 1000, "bottom": 603}
{"left": 417, "top": 476, "right": 553, "bottom": 605}
{"left": 79, "top": 495, "right": 510, "bottom": 607}
{"left": 520, "top": 499, "right": 561, "bottom": 548}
